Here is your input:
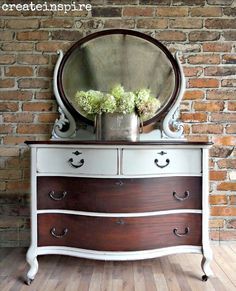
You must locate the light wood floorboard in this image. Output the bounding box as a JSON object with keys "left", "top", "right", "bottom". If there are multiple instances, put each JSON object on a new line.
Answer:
{"left": 0, "top": 245, "right": 236, "bottom": 291}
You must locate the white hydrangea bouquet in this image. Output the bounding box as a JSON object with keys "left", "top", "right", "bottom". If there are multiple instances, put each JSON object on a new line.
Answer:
{"left": 74, "top": 84, "right": 161, "bottom": 121}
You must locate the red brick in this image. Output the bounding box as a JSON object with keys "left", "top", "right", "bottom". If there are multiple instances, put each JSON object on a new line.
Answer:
{"left": 38, "top": 113, "right": 59, "bottom": 123}
{"left": 211, "top": 206, "right": 236, "bottom": 216}
{"left": 217, "top": 159, "right": 236, "bottom": 169}
{"left": 5, "top": 66, "right": 33, "bottom": 77}
{"left": 91, "top": 7, "right": 122, "bottom": 17}
{"left": 193, "top": 101, "right": 224, "bottom": 112}
{"left": 210, "top": 230, "right": 236, "bottom": 241}
{"left": 40, "top": 18, "right": 74, "bottom": 28}
{"left": 203, "top": 43, "right": 232, "bottom": 52}
{"left": 123, "top": 7, "right": 154, "bottom": 17}
{"left": 211, "top": 113, "right": 236, "bottom": 123}
{"left": 213, "top": 136, "right": 236, "bottom": 146}
{"left": 226, "top": 125, "right": 236, "bottom": 134}
{"left": 228, "top": 102, "right": 236, "bottom": 111}
{"left": 140, "top": 0, "right": 170, "bottom": 4}
{"left": 17, "top": 124, "right": 51, "bottom": 134}
{"left": 37, "top": 67, "right": 53, "bottom": 78}
{"left": 17, "top": 31, "right": 49, "bottom": 41}
{"left": 189, "top": 31, "right": 220, "bottom": 41}
{"left": 189, "top": 78, "right": 219, "bottom": 88}
{"left": 0, "top": 147, "right": 19, "bottom": 157}
{"left": 22, "top": 102, "right": 55, "bottom": 112}
{"left": 188, "top": 55, "right": 220, "bottom": 64}
{"left": 207, "top": 0, "right": 233, "bottom": 5}
{"left": 3, "top": 136, "right": 35, "bottom": 145}
{"left": 190, "top": 7, "right": 222, "bottom": 16}
{"left": 0, "top": 169, "right": 21, "bottom": 179}
{"left": 230, "top": 196, "right": 236, "bottom": 204}
{"left": 17, "top": 54, "right": 49, "bottom": 65}
{"left": 0, "top": 31, "right": 14, "bottom": 41}
{"left": 170, "top": 18, "right": 202, "bottom": 29}
{"left": 18, "top": 79, "right": 49, "bottom": 89}
{"left": 210, "top": 171, "right": 227, "bottom": 181}
{"left": 2, "top": 42, "right": 34, "bottom": 51}
{"left": 0, "top": 124, "right": 14, "bottom": 133}
{"left": 222, "top": 79, "right": 236, "bottom": 87}
{"left": 0, "top": 102, "right": 18, "bottom": 112}
{"left": 186, "top": 135, "right": 210, "bottom": 142}
{"left": 156, "top": 7, "right": 188, "bottom": 17}
{"left": 51, "top": 30, "right": 83, "bottom": 41}
{"left": 209, "top": 219, "right": 224, "bottom": 228}
{"left": 173, "top": 0, "right": 205, "bottom": 4}
{"left": 210, "top": 146, "right": 233, "bottom": 158}
{"left": 104, "top": 19, "right": 135, "bottom": 29}
{"left": 7, "top": 180, "right": 30, "bottom": 192}
{"left": 206, "top": 90, "right": 235, "bottom": 100}
{"left": 0, "top": 55, "right": 15, "bottom": 64}
{"left": 0, "top": 79, "right": 15, "bottom": 88}
{"left": 205, "top": 19, "right": 236, "bottom": 29}
{"left": 205, "top": 66, "right": 236, "bottom": 76}
{"left": 222, "top": 54, "right": 236, "bottom": 64}
{"left": 35, "top": 92, "right": 54, "bottom": 100}
{"left": 137, "top": 19, "right": 167, "bottom": 29}
{"left": 223, "top": 31, "right": 236, "bottom": 41}
{"left": 6, "top": 19, "right": 39, "bottom": 29}
{"left": 3, "top": 113, "right": 34, "bottom": 123}
{"left": 180, "top": 112, "right": 207, "bottom": 122}
{"left": 223, "top": 7, "right": 236, "bottom": 16}
{"left": 183, "top": 90, "right": 204, "bottom": 100}
{"left": 183, "top": 67, "right": 203, "bottom": 77}
{"left": 209, "top": 194, "right": 227, "bottom": 204}
{"left": 0, "top": 91, "right": 32, "bottom": 101}
{"left": 36, "top": 42, "right": 71, "bottom": 52}
{"left": 155, "top": 31, "right": 186, "bottom": 41}
{"left": 192, "top": 124, "right": 223, "bottom": 134}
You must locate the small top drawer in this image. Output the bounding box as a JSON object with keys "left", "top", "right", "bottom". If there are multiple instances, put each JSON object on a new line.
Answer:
{"left": 36, "top": 148, "right": 118, "bottom": 175}
{"left": 122, "top": 148, "right": 201, "bottom": 176}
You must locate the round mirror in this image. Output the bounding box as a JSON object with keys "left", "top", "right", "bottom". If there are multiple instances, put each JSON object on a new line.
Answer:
{"left": 58, "top": 29, "right": 180, "bottom": 126}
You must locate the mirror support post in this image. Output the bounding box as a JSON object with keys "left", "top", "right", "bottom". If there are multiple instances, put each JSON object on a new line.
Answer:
{"left": 162, "top": 51, "right": 185, "bottom": 139}
{"left": 51, "top": 50, "right": 76, "bottom": 139}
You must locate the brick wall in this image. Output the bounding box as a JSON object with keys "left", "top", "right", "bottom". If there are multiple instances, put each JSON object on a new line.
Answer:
{"left": 0, "top": 0, "right": 235, "bottom": 246}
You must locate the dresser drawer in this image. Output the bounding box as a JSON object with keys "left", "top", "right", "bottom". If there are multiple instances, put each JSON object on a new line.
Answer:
{"left": 122, "top": 148, "right": 201, "bottom": 175}
{"left": 36, "top": 148, "right": 118, "bottom": 175}
{"left": 37, "top": 176, "right": 202, "bottom": 212}
{"left": 38, "top": 213, "right": 202, "bottom": 251}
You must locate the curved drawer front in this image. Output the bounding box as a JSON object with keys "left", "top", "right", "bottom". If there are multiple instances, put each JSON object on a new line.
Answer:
{"left": 36, "top": 148, "right": 118, "bottom": 175}
{"left": 122, "top": 148, "right": 201, "bottom": 175}
{"left": 37, "top": 176, "right": 202, "bottom": 212}
{"left": 38, "top": 213, "right": 202, "bottom": 251}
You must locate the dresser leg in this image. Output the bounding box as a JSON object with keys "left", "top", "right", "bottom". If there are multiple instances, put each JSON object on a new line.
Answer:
{"left": 26, "top": 247, "right": 38, "bottom": 284}
{"left": 201, "top": 253, "right": 213, "bottom": 280}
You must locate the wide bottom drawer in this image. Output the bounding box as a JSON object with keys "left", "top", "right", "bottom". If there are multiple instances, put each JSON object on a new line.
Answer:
{"left": 38, "top": 213, "right": 202, "bottom": 251}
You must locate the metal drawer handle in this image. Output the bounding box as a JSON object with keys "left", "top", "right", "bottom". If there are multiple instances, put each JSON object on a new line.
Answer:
{"left": 173, "top": 191, "right": 190, "bottom": 201}
{"left": 116, "top": 219, "right": 125, "bottom": 225}
{"left": 115, "top": 180, "right": 124, "bottom": 186}
{"left": 50, "top": 227, "right": 68, "bottom": 238}
{"left": 173, "top": 227, "right": 190, "bottom": 237}
{"left": 49, "top": 191, "right": 67, "bottom": 201}
{"left": 68, "top": 158, "right": 84, "bottom": 168}
{"left": 154, "top": 158, "right": 170, "bottom": 168}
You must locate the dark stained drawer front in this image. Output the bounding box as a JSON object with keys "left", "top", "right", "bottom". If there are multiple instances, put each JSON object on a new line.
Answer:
{"left": 37, "top": 176, "right": 202, "bottom": 212}
{"left": 38, "top": 213, "right": 202, "bottom": 251}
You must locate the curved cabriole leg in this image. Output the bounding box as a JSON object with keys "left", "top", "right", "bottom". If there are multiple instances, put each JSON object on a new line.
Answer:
{"left": 201, "top": 253, "right": 213, "bottom": 282}
{"left": 26, "top": 247, "right": 38, "bottom": 285}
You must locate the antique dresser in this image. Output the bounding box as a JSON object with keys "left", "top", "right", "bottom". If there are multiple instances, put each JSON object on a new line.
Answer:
{"left": 26, "top": 30, "right": 213, "bottom": 284}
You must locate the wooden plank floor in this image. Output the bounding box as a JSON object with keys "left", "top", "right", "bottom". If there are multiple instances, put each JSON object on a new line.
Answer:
{"left": 0, "top": 245, "right": 236, "bottom": 291}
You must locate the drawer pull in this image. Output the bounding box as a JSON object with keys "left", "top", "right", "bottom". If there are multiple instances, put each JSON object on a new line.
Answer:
{"left": 49, "top": 191, "right": 67, "bottom": 201}
{"left": 50, "top": 227, "right": 68, "bottom": 238}
{"left": 154, "top": 158, "right": 170, "bottom": 168}
{"left": 173, "top": 227, "right": 190, "bottom": 237}
{"left": 68, "top": 158, "right": 84, "bottom": 168}
{"left": 173, "top": 191, "right": 190, "bottom": 201}
{"left": 116, "top": 219, "right": 125, "bottom": 225}
{"left": 115, "top": 180, "right": 124, "bottom": 186}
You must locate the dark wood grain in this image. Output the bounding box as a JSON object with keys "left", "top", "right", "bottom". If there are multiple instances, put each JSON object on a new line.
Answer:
{"left": 37, "top": 176, "right": 202, "bottom": 212}
{"left": 25, "top": 140, "right": 212, "bottom": 146}
{"left": 38, "top": 213, "right": 202, "bottom": 251}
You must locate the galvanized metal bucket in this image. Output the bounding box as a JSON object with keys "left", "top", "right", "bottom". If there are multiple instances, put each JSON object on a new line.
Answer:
{"left": 95, "top": 113, "right": 140, "bottom": 141}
